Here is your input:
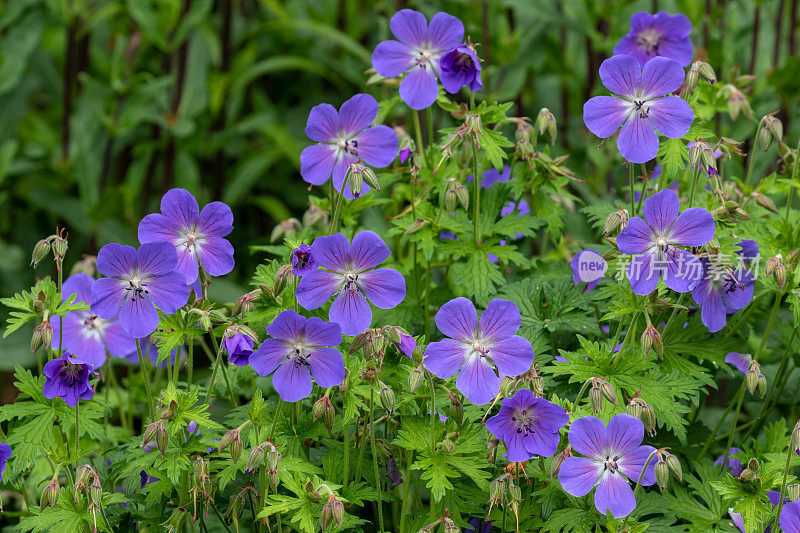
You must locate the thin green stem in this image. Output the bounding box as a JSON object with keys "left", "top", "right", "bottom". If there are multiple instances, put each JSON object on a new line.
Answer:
{"left": 744, "top": 117, "right": 765, "bottom": 187}
{"left": 342, "top": 416, "right": 350, "bottom": 487}
{"left": 698, "top": 384, "right": 741, "bottom": 461}
{"left": 203, "top": 335, "right": 226, "bottom": 405}
{"left": 688, "top": 165, "right": 702, "bottom": 207}
{"left": 572, "top": 379, "right": 594, "bottom": 414}
{"left": 399, "top": 449, "right": 413, "bottom": 533}
{"left": 472, "top": 140, "right": 482, "bottom": 247}
{"left": 427, "top": 370, "right": 437, "bottom": 453}
{"left": 270, "top": 399, "right": 283, "bottom": 439}
{"left": 621, "top": 450, "right": 659, "bottom": 530}
{"left": 773, "top": 441, "right": 794, "bottom": 532}
{"left": 329, "top": 170, "right": 349, "bottom": 234}
{"left": 186, "top": 337, "right": 194, "bottom": 389}
{"left": 718, "top": 384, "right": 746, "bottom": 472}
{"left": 369, "top": 387, "right": 385, "bottom": 533}
{"left": 635, "top": 165, "right": 647, "bottom": 215}
{"left": 425, "top": 107, "right": 434, "bottom": 167}
{"left": 74, "top": 404, "right": 79, "bottom": 460}
{"left": 136, "top": 339, "right": 154, "bottom": 419}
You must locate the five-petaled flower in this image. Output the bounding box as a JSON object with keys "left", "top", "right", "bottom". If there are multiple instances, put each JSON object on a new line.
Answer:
{"left": 91, "top": 242, "right": 190, "bottom": 338}
{"left": 295, "top": 231, "right": 406, "bottom": 336}
{"left": 691, "top": 254, "right": 754, "bottom": 333}
{"left": 51, "top": 273, "right": 136, "bottom": 367}
{"left": 300, "top": 94, "right": 398, "bottom": 198}
{"left": 249, "top": 310, "right": 345, "bottom": 402}
{"left": 423, "top": 297, "right": 534, "bottom": 405}
{"left": 138, "top": 188, "right": 235, "bottom": 285}
{"left": 485, "top": 389, "right": 568, "bottom": 461}
{"left": 617, "top": 188, "right": 715, "bottom": 295}
{"left": 43, "top": 352, "right": 96, "bottom": 407}
{"left": 440, "top": 44, "right": 482, "bottom": 94}
{"left": 583, "top": 55, "right": 694, "bottom": 163}
{"left": 371, "top": 9, "right": 464, "bottom": 109}
{"left": 559, "top": 414, "right": 657, "bottom": 518}
{"left": 614, "top": 11, "right": 693, "bottom": 67}
{"left": 291, "top": 244, "right": 316, "bottom": 276}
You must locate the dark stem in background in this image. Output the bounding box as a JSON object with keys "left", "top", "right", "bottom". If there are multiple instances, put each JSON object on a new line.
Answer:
{"left": 790, "top": 0, "right": 799, "bottom": 55}
{"left": 212, "top": 0, "right": 233, "bottom": 197}
{"left": 583, "top": 17, "right": 608, "bottom": 103}
{"left": 774, "top": 0, "right": 785, "bottom": 68}
{"left": 703, "top": 0, "right": 711, "bottom": 50}
{"left": 62, "top": 19, "right": 77, "bottom": 161}
{"left": 162, "top": 0, "right": 194, "bottom": 194}
{"left": 481, "top": 1, "right": 490, "bottom": 71}
{"left": 749, "top": 3, "right": 760, "bottom": 74}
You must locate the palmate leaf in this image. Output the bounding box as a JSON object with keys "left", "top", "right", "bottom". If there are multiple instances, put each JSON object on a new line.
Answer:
{"left": 710, "top": 473, "right": 777, "bottom": 533}
{"left": 1, "top": 277, "right": 88, "bottom": 337}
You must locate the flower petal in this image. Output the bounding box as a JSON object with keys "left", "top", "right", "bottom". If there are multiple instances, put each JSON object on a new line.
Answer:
{"left": 372, "top": 40, "right": 415, "bottom": 78}
{"left": 723, "top": 269, "right": 755, "bottom": 311}
{"left": 250, "top": 338, "right": 291, "bottom": 376}
{"left": 424, "top": 338, "right": 468, "bottom": 379}
{"left": 663, "top": 248, "right": 703, "bottom": 293}
{"left": 643, "top": 188, "right": 679, "bottom": 233}
{"left": 617, "top": 217, "right": 654, "bottom": 255}
{"left": 669, "top": 207, "right": 715, "bottom": 246}
{"left": 358, "top": 268, "right": 405, "bottom": 309}
{"left": 390, "top": 9, "right": 427, "bottom": 47}
{"left": 146, "top": 271, "right": 190, "bottom": 315}
{"left": 619, "top": 444, "right": 658, "bottom": 487}
{"left": 480, "top": 298, "right": 521, "bottom": 340}
{"left": 456, "top": 356, "right": 500, "bottom": 405}
{"left": 355, "top": 125, "right": 399, "bottom": 168}
{"left": 599, "top": 54, "right": 641, "bottom": 97}
{"left": 159, "top": 189, "right": 200, "bottom": 230}
{"left": 559, "top": 457, "right": 602, "bottom": 497}
{"left": 698, "top": 284, "right": 726, "bottom": 332}
{"left": 425, "top": 12, "right": 464, "bottom": 52}
{"left": 435, "top": 297, "right": 478, "bottom": 341}
{"left": 198, "top": 201, "right": 233, "bottom": 237}
{"left": 617, "top": 114, "right": 659, "bottom": 164}
{"left": 265, "top": 310, "right": 306, "bottom": 341}
{"left": 725, "top": 352, "right": 752, "bottom": 375}
{"left": 97, "top": 243, "right": 136, "bottom": 278}
{"left": 310, "top": 233, "right": 351, "bottom": 271}
{"left": 656, "top": 38, "right": 694, "bottom": 67}
{"left": 136, "top": 241, "right": 179, "bottom": 277}
{"left": 583, "top": 96, "right": 630, "bottom": 138}
{"left": 607, "top": 414, "right": 645, "bottom": 455}
{"left": 307, "top": 346, "right": 345, "bottom": 388}
{"left": 305, "top": 103, "right": 339, "bottom": 143}
{"left": 595, "top": 471, "right": 636, "bottom": 518}
{"left": 103, "top": 321, "right": 136, "bottom": 359}
{"left": 272, "top": 360, "right": 313, "bottom": 402}
{"left": 523, "top": 428, "right": 560, "bottom": 458}
{"left": 350, "top": 230, "right": 391, "bottom": 272}
{"left": 648, "top": 96, "right": 693, "bottom": 138}
{"left": 62, "top": 273, "right": 94, "bottom": 305}
{"left": 329, "top": 289, "right": 371, "bottom": 336}
{"left": 488, "top": 335, "right": 533, "bottom": 377}
{"left": 91, "top": 278, "right": 126, "bottom": 319}
{"left": 303, "top": 317, "right": 341, "bottom": 347}
{"left": 502, "top": 428, "right": 533, "bottom": 462}
{"left": 399, "top": 65, "right": 438, "bottom": 110}
{"left": 296, "top": 270, "right": 342, "bottom": 311}
{"left": 300, "top": 144, "right": 337, "bottom": 186}
{"left": 568, "top": 416, "right": 608, "bottom": 458}
{"left": 338, "top": 93, "right": 378, "bottom": 135}
{"left": 175, "top": 245, "right": 199, "bottom": 285}
{"left": 119, "top": 297, "right": 159, "bottom": 338}
{"left": 138, "top": 213, "right": 180, "bottom": 247}
{"left": 485, "top": 406, "right": 514, "bottom": 440}
{"left": 640, "top": 56, "right": 686, "bottom": 98}
{"left": 197, "top": 236, "right": 234, "bottom": 277}
{"left": 627, "top": 250, "right": 660, "bottom": 295}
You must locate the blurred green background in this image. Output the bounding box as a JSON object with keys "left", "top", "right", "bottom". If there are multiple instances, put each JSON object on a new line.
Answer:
{"left": 1, "top": 0, "right": 797, "bottom": 372}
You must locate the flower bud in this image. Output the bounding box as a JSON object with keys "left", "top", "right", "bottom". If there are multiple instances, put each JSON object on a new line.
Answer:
{"left": 41, "top": 476, "right": 60, "bottom": 508}
{"left": 455, "top": 183, "right": 469, "bottom": 211}
{"left": 758, "top": 126, "right": 773, "bottom": 151}
{"left": 440, "top": 438, "right": 455, "bottom": 452}
{"left": 408, "top": 366, "right": 424, "bottom": 392}
{"left": 313, "top": 395, "right": 335, "bottom": 434}
{"left": 788, "top": 483, "right": 800, "bottom": 502}
{"left": 746, "top": 366, "right": 760, "bottom": 395}
{"left": 321, "top": 494, "right": 344, "bottom": 529}
{"left": 725, "top": 86, "right": 752, "bottom": 121}
{"left": 89, "top": 477, "right": 103, "bottom": 508}
{"left": 31, "top": 321, "right": 53, "bottom": 356}
{"left": 756, "top": 374, "right": 767, "bottom": 398}
{"left": 640, "top": 403, "right": 656, "bottom": 435}
{"left": 665, "top": 453, "right": 682, "bottom": 481}
{"left": 508, "top": 482, "right": 522, "bottom": 502}
{"left": 156, "top": 423, "right": 168, "bottom": 457}
{"left": 444, "top": 187, "right": 458, "bottom": 213}
{"left": 747, "top": 457, "right": 760, "bottom": 472}
{"left": 142, "top": 421, "right": 159, "bottom": 448}
{"left": 589, "top": 385, "right": 603, "bottom": 414}
{"left": 270, "top": 218, "right": 300, "bottom": 243}
{"left": 31, "top": 239, "right": 51, "bottom": 268}
{"left": 739, "top": 467, "right": 757, "bottom": 482}
{"left": 232, "top": 291, "right": 258, "bottom": 317}
{"left": 603, "top": 208, "right": 628, "bottom": 235}
{"left": 535, "top": 108, "right": 557, "bottom": 144}
{"left": 551, "top": 446, "right": 572, "bottom": 478}
{"left": 273, "top": 264, "right": 294, "bottom": 297}
{"left": 627, "top": 400, "right": 641, "bottom": 419}
{"left": 465, "top": 113, "right": 482, "bottom": 138}
{"left": 52, "top": 235, "right": 68, "bottom": 260}
{"left": 641, "top": 324, "right": 663, "bottom": 359}
{"left": 697, "top": 61, "right": 717, "bottom": 83}
{"left": 443, "top": 518, "right": 460, "bottom": 533}
{"left": 348, "top": 164, "right": 364, "bottom": 197}
{"left": 600, "top": 381, "right": 617, "bottom": 406}
{"left": 246, "top": 444, "right": 266, "bottom": 475}
{"left": 530, "top": 374, "right": 544, "bottom": 396}
{"left": 449, "top": 392, "right": 464, "bottom": 427}
{"left": 688, "top": 142, "right": 704, "bottom": 169}
{"left": 70, "top": 255, "right": 96, "bottom": 277}
{"left": 229, "top": 432, "right": 243, "bottom": 464}
{"left": 791, "top": 420, "right": 800, "bottom": 452}
{"left": 752, "top": 192, "right": 778, "bottom": 213}
{"left": 765, "top": 115, "right": 783, "bottom": 142}
{"left": 654, "top": 459, "right": 669, "bottom": 491}
{"left": 303, "top": 205, "right": 327, "bottom": 229}
{"left": 305, "top": 481, "right": 322, "bottom": 503}
{"left": 682, "top": 64, "right": 699, "bottom": 97}
{"left": 362, "top": 166, "right": 380, "bottom": 191}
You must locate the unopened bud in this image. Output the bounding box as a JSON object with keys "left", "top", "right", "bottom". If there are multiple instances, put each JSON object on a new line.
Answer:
{"left": 31, "top": 239, "right": 51, "bottom": 268}
{"left": 551, "top": 446, "right": 572, "bottom": 478}
{"left": 766, "top": 254, "right": 782, "bottom": 276}
{"left": 655, "top": 459, "right": 669, "bottom": 491}
{"left": 603, "top": 208, "right": 629, "bottom": 235}
{"left": 305, "top": 481, "right": 322, "bottom": 503}
{"left": 41, "top": 477, "right": 60, "bottom": 508}
{"left": 746, "top": 366, "right": 761, "bottom": 394}
{"left": 361, "top": 166, "right": 380, "bottom": 191}
{"left": 748, "top": 457, "right": 760, "bottom": 472}
{"left": 758, "top": 126, "right": 773, "bottom": 151}
{"left": 535, "top": 108, "right": 557, "bottom": 143}
{"left": 444, "top": 188, "right": 457, "bottom": 212}
{"left": 267, "top": 448, "right": 281, "bottom": 473}
{"left": 230, "top": 432, "right": 243, "bottom": 464}
{"left": 756, "top": 374, "right": 767, "bottom": 398}
{"left": 589, "top": 385, "right": 603, "bottom": 414}
{"left": 313, "top": 395, "right": 335, "bottom": 434}
{"left": 348, "top": 164, "right": 364, "bottom": 197}
{"left": 408, "top": 367, "right": 424, "bottom": 392}
{"left": 142, "top": 421, "right": 159, "bottom": 448}
{"left": 89, "top": 478, "right": 102, "bottom": 508}
{"left": 449, "top": 392, "right": 464, "bottom": 427}
{"left": 752, "top": 192, "right": 778, "bottom": 213}
{"left": 273, "top": 264, "right": 294, "bottom": 297}
{"left": 156, "top": 424, "right": 168, "bottom": 457}
{"left": 740, "top": 467, "right": 757, "bottom": 482}
{"left": 321, "top": 494, "right": 344, "bottom": 529}
{"left": 689, "top": 142, "right": 704, "bottom": 169}
{"left": 246, "top": 444, "right": 266, "bottom": 475}
{"left": 641, "top": 324, "right": 663, "bottom": 359}
{"left": 52, "top": 235, "right": 68, "bottom": 260}
{"left": 640, "top": 403, "right": 656, "bottom": 435}
{"left": 405, "top": 218, "right": 427, "bottom": 235}
{"left": 600, "top": 381, "right": 617, "bottom": 405}
{"left": 627, "top": 400, "right": 641, "bottom": 419}
{"left": 31, "top": 321, "right": 53, "bottom": 355}
{"left": 70, "top": 255, "right": 96, "bottom": 277}
{"left": 455, "top": 184, "right": 469, "bottom": 211}
{"left": 443, "top": 518, "right": 460, "bottom": 533}
{"left": 440, "top": 438, "right": 455, "bottom": 452}
{"left": 232, "top": 291, "right": 258, "bottom": 317}
{"left": 697, "top": 61, "right": 717, "bottom": 84}
{"left": 665, "top": 453, "right": 682, "bottom": 481}
{"left": 765, "top": 115, "right": 783, "bottom": 142}
{"left": 465, "top": 113, "right": 482, "bottom": 137}
{"left": 791, "top": 421, "right": 800, "bottom": 452}
{"left": 788, "top": 483, "right": 800, "bottom": 502}
{"left": 683, "top": 65, "right": 699, "bottom": 96}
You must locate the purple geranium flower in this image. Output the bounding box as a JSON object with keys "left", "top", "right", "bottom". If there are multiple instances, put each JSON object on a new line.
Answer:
{"left": 371, "top": 9, "right": 464, "bottom": 109}
{"left": 299, "top": 94, "right": 398, "bottom": 198}
{"left": 617, "top": 188, "right": 715, "bottom": 295}
{"left": 395, "top": 334, "right": 417, "bottom": 359}
{"left": 0, "top": 442, "right": 11, "bottom": 482}
{"left": 465, "top": 518, "right": 493, "bottom": 533}
{"left": 713, "top": 447, "right": 744, "bottom": 477}
{"left": 468, "top": 165, "right": 511, "bottom": 188}
{"left": 249, "top": 310, "right": 345, "bottom": 402}
{"left": 440, "top": 44, "right": 482, "bottom": 94}
{"left": 559, "top": 414, "right": 657, "bottom": 518}
{"left": 295, "top": 231, "right": 406, "bottom": 336}
{"left": 614, "top": 11, "right": 693, "bottom": 67}
{"left": 485, "top": 389, "right": 568, "bottom": 461}
{"left": 91, "top": 242, "right": 191, "bottom": 338}
{"left": 583, "top": 55, "right": 694, "bottom": 163}
{"left": 51, "top": 273, "right": 136, "bottom": 367}
{"left": 223, "top": 333, "right": 254, "bottom": 367}
{"left": 138, "top": 188, "right": 234, "bottom": 285}
{"left": 423, "top": 298, "right": 534, "bottom": 405}
{"left": 725, "top": 353, "right": 752, "bottom": 376}
{"left": 780, "top": 500, "right": 800, "bottom": 533}
{"left": 399, "top": 147, "right": 412, "bottom": 163}
{"left": 292, "top": 244, "right": 316, "bottom": 276}
{"left": 43, "top": 352, "right": 96, "bottom": 407}
{"left": 692, "top": 255, "right": 755, "bottom": 333}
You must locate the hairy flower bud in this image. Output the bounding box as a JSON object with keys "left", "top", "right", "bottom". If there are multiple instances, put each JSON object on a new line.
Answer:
{"left": 321, "top": 494, "right": 344, "bottom": 529}
{"left": 765, "top": 115, "right": 783, "bottom": 142}
{"left": 551, "top": 446, "right": 572, "bottom": 478}
{"left": 640, "top": 403, "right": 656, "bottom": 436}
{"left": 697, "top": 61, "right": 717, "bottom": 84}
{"left": 305, "top": 481, "right": 322, "bottom": 503}
{"left": 589, "top": 385, "right": 603, "bottom": 414}
{"left": 465, "top": 113, "right": 482, "bottom": 139}
{"left": 752, "top": 192, "right": 778, "bottom": 213}
{"left": 654, "top": 459, "right": 669, "bottom": 491}
{"left": 232, "top": 291, "right": 258, "bottom": 317}
{"left": 756, "top": 374, "right": 767, "bottom": 398}
{"left": 41, "top": 476, "right": 60, "bottom": 508}
{"left": 31, "top": 239, "right": 51, "bottom": 268}
{"left": 600, "top": 381, "right": 617, "bottom": 406}
{"left": 682, "top": 64, "right": 699, "bottom": 97}
{"left": 758, "top": 126, "right": 773, "bottom": 151}
{"left": 535, "top": 108, "right": 557, "bottom": 143}
{"left": 273, "top": 264, "right": 294, "bottom": 297}
{"left": 688, "top": 142, "right": 704, "bottom": 169}
{"left": 89, "top": 477, "right": 103, "bottom": 508}
{"left": 31, "top": 321, "right": 53, "bottom": 356}
{"left": 142, "top": 421, "right": 159, "bottom": 448}
{"left": 747, "top": 457, "right": 760, "bottom": 473}
{"left": 627, "top": 400, "right": 642, "bottom": 419}
{"left": 603, "top": 208, "right": 629, "bottom": 235}
{"left": 348, "top": 164, "right": 364, "bottom": 197}
{"left": 156, "top": 423, "right": 168, "bottom": 457}
{"left": 641, "top": 324, "right": 663, "bottom": 359}
{"left": 313, "top": 395, "right": 335, "bottom": 434}
{"left": 246, "top": 444, "right": 266, "bottom": 475}
{"left": 444, "top": 187, "right": 458, "bottom": 212}
{"left": 740, "top": 467, "right": 757, "bottom": 482}
{"left": 791, "top": 421, "right": 800, "bottom": 452}
{"left": 270, "top": 218, "right": 300, "bottom": 243}
{"left": 788, "top": 484, "right": 800, "bottom": 502}
{"left": 746, "top": 365, "right": 761, "bottom": 395}
{"left": 665, "top": 453, "right": 682, "bottom": 481}
{"left": 449, "top": 392, "right": 464, "bottom": 427}
{"left": 725, "top": 86, "right": 752, "bottom": 121}
{"left": 455, "top": 183, "right": 469, "bottom": 211}
{"left": 408, "top": 366, "right": 424, "bottom": 392}
{"left": 52, "top": 234, "right": 68, "bottom": 260}
{"left": 443, "top": 518, "right": 460, "bottom": 533}
{"left": 230, "top": 432, "right": 243, "bottom": 464}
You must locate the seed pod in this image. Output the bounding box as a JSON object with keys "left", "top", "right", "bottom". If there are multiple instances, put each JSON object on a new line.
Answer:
{"left": 31, "top": 239, "right": 51, "bottom": 268}
{"left": 455, "top": 183, "right": 469, "bottom": 211}
{"left": 449, "top": 392, "right": 464, "bottom": 427}
{"left": 788, "top": 483, "right": 800, "bottom": 502}
{"left": 246, "top": 444, "right": 266, "bottom": 475}
{"left": 640, "top": 403, "right": 656, "bottom": 435}
{"left": 444, "top": 188, "right": 457, "bottom": 212}
{"left": 408, "top": 367, "right": 424, "bottom": 392}
{"left": 665, "top": 453, "right": 682, "bottom": 481}
{"left": 589, "top": 385, "right": 603, "bottom": 414}
{"left": 156, "top": 423, "right": 168, "bottom": 457}
{"left": 654, "top": 459, "right": 669, "bottom": 491}
{"left": 600, "top": 381, "right": 617, "bottom": 406}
